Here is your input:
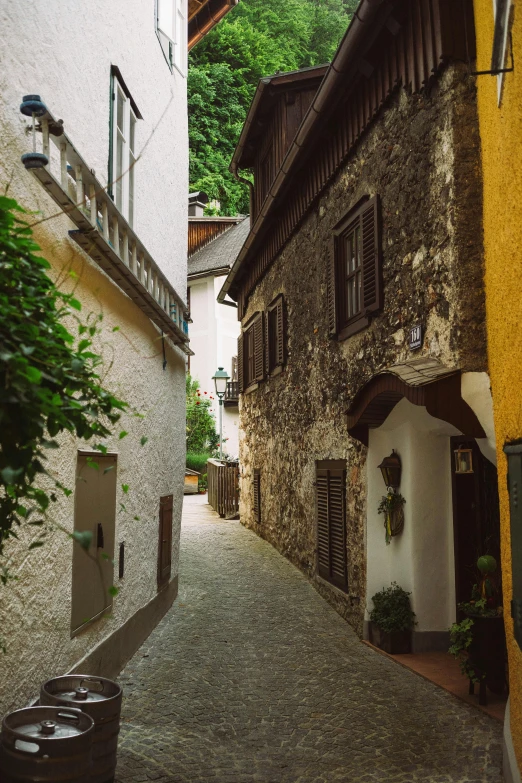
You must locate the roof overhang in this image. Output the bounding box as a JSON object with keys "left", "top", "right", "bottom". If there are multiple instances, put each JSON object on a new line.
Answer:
{"left": 346, "top": 359, "right": 486, "bottom": 445}
{"left": 188, "top": 0, "right": 238, "bottom": 49}
{"left": 230, "top": 64, "right": 329, "bottom": 173}
{"left": 218, "top": 0, "right": 394, "bottom": 305}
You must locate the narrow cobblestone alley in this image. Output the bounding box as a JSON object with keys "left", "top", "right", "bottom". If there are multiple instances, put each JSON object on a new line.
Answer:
{"left": 115, "top": 497, "right": 503, "bottom": 783}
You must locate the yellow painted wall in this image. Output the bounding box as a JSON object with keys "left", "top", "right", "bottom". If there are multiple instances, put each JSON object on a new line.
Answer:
{"left": 474, "top": 0, "right": 522, "bottom": 770}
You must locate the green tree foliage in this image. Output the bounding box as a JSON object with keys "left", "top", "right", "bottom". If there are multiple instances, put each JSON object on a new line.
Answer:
{"left": 186, "top": 375, "right": 219, "bottom": 453}
{"left": 0, "top": 197, "right": 127, "bottom": 557}
{"left": 189, "top": 0, "right": 359, "bottom": 214}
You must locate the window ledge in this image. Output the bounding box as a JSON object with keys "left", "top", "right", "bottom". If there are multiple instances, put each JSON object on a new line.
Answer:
{"left": 315, "top": 573, "right": 349, "bottom": 597}
{"left": 338, "top": 316, "right": 370, "bottom": 341}
{"left": 244, "top": 382, "right": 260, "bottom": 395}
{"left": 269, "top": 364, "right": 284, "bottom": 379}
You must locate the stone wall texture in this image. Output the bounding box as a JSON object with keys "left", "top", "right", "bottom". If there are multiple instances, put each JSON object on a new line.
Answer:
{"left": 239, "top": 63, "right": 485, "bottom": 635}
{"left": 0, "top": 0, "right": 188, "bottom": 715}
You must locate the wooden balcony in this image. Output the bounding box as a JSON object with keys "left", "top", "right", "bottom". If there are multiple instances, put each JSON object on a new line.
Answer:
{"left": 224, "top": 381, "right": 239, "bottom": 406}
{"left": 25, "top": 104, "right": 191, "bottom": 354}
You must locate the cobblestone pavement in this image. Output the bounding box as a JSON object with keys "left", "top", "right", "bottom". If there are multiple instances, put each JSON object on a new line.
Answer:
{"left": 115, "top": 496, "right": 503, "bottom": 783}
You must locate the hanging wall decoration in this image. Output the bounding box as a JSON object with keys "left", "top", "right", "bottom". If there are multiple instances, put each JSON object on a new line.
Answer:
{"left": 378, "top": 491, "right": 406, "bottom": 545}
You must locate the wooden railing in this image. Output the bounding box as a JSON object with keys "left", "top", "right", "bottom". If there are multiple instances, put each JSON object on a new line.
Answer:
{"left": 24, "top": 102, "right": 191, "bottom": 354}
{"left": 224, "top": 381, "right": 239, "bottom": 405}
{"left": 207, "top": 459, "right": 239, "bottom": 518}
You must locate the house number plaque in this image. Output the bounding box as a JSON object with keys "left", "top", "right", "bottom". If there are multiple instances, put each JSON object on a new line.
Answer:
{"left": 408, "top": 325, "right": 423, "bottom": 351}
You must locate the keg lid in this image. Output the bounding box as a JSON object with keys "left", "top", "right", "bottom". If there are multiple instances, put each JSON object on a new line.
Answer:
{"left": 2, "top": 707, "right": 94, "bottom": 744}
{"left": 41, "top": 675, "right": 121, "bottom": 705}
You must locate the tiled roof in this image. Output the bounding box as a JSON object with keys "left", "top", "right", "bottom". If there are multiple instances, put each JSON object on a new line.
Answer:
{"left": 188, "top": 218, "right": 250, "bottom": 278}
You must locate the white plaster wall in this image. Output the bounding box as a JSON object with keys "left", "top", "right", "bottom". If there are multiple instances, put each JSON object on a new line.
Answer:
{"left": 188, "top": 275, "right": 240, "bottom": 457}
{"left": 366, "top": 400, "right": 458, "bottom": 633}
{"left": 0, "top": 0, "right": 187, "bottom": 715}
{"left": 461, "top": 372, "right": 497, "bottom": 465}
{"left": 0, "top": 0, "right": 188, "bottom": 295}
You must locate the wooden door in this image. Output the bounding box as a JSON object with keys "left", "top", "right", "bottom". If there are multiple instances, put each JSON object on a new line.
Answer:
{"left": 157, "top": 495, "right": 173, "bottom": 590}
{"left": 451, "top": 438, "right": 501, "bottom": 608}
{"left": 71, "top": 453, "right": 117, "bottom": 635}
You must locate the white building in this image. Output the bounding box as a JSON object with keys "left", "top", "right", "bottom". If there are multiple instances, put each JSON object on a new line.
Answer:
{"left": 188, "top": 208, "right": 249, "bottom": 458}
{"left": 0, "top": 0, "right": 234, "bottom": 716}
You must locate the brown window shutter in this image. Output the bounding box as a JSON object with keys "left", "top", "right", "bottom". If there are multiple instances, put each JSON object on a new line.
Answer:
{"left": 253, "top": 469, "right": 261, "bottom": 523}
{"left": 276, "top": 296, "right": 285, "bottom": 366}
{"left": 315, "top": 465, "right": 348, "bottom": 592}
{"left": 361, "top": 196, "right": 382, "bottom": 315}
{"left": 254, "top": 314, "right": 264, "bottom": 382}
{"left": 316, "top": 469, "right": 330, "bottom": 582}
{"left": 328, "top": 469, "right": 347, "bottom": 590}
{"left": 237, "top": 334, "right": 244, "bottom": 393}
{"left": 265, "top": 307, "right": 270, "bottom": 375}
{"left": 157, "top": 494, "right": 173, "bottom": 591}
{"left": 327, "top": 239, "right": 338, "bottom": 336}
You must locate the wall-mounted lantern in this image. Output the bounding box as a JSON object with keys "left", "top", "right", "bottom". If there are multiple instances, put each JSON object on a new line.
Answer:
{"left": 378, "top": 450, "right": 402, "bottom": 491}
{"left": 454, "top": 446, "right": 473, "bottom": 474}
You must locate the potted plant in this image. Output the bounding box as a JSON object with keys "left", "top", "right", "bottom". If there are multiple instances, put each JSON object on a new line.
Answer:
{"left": 369, "top": 582, "right": 415, "bottom": 654}
{"left": 448, "top": 555, "right": 506, "bottom": 705}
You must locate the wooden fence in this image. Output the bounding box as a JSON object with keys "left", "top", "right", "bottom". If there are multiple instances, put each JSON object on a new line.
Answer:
{"left": 207, "top": 459, "right": 239, "bottom": 518}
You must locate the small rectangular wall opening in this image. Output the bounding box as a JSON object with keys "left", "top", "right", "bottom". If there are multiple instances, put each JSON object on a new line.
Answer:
{"left": 71, "top": 453, "right": 117, "bottom": 636}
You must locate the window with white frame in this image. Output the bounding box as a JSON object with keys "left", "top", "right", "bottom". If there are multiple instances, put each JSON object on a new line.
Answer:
{"left": 111, "top": 74, "right": 138, "bottom": 227}
{"left": 156, "top": 0, "right": 188, "bottom": 76}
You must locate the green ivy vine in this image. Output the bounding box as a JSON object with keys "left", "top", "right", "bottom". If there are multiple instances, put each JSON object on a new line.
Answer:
{"left": 0, "top": 195, "right": 128, "bottom": 565}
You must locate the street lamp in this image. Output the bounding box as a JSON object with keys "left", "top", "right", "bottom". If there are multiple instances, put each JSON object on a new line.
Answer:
{"left": 212, "top": 367, "right": 230, "bottom": 461}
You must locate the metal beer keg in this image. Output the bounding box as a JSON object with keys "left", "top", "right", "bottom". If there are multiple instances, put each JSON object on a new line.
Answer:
{"left": 40, "top": 675, "right": 122, "bottom": 783}
{"left": 0, "top": 706, "right": 94, "bottom": 783}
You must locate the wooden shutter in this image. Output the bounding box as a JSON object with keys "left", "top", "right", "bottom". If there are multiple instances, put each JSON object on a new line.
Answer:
{"left": 237, "top": 334, "right": 244, "bottom": 393}
{"left": 327, "top": 239, "right": 338, "bottom": 336}
{"left": 157, "top": 494, "right": 173, "bottom": 590}
{"left": 264, "top": 307, "right": 270, "bottom": 375}
{"left": 328, "top": 470, "right": 347, "bottom": 589}
{"left": 316, "top": 469, "right": 330, "bottom": 581}
{"left": 315, "top": 464, "right": 347, "bottom": 592}
{"left": 361, "top": 196, "right": 383, "bottom": 315}
{"left": 253, "top": 469, "right": 261, "bottom": 523}
{"left": 253, "top": 314, "right": 264, "bottom": 382}
{"left": 276, "top": 296, "right": 285, "bottom": 366}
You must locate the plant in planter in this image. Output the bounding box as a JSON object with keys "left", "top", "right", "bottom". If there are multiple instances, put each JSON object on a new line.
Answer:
{"left": 377, "top": 492, "right": 406, "bottom": 544}
{"left": 369, "top": 582, "right": 416, "bottom": 654}
{"left": 448, "top": 555, "right": 506, "bottom": 705}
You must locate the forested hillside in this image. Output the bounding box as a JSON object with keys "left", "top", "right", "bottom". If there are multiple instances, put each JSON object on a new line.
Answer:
{"left": 188, "top": 0, "right": 358, "bottom": 215}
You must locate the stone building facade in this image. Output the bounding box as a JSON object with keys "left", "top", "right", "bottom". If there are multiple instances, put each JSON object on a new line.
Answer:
{"left": 221, "top": 0, "right": 498, "bottom": 649}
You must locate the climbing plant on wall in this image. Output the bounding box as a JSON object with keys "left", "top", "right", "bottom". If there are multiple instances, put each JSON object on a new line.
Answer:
{"left": 0, "top": 195, "right": 127, "bottom": 564}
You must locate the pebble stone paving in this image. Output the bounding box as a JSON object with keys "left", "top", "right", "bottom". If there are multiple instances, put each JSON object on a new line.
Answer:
{"left": 115, "top": 496, "right": 503, "bottom": 783}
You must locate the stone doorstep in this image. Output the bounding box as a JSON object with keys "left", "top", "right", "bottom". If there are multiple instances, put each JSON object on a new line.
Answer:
{"left": 361, "top": 639, "right": 506, "bottom": 723}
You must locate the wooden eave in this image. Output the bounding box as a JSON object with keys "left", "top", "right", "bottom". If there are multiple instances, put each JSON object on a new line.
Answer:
{"left": 188, "top": 0, "right": 238, "bottom": 49}
{"left": 231, "top": 65, "right": 329, "bottom": 171}
{"left": 188, "top": 216, "right": 242, "bottom": 257}
{"left": 219, "top": 0, "right": 476, "bottom": 315}
{"left": 345, "top": 361, "right": 486, "bottom": 446}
